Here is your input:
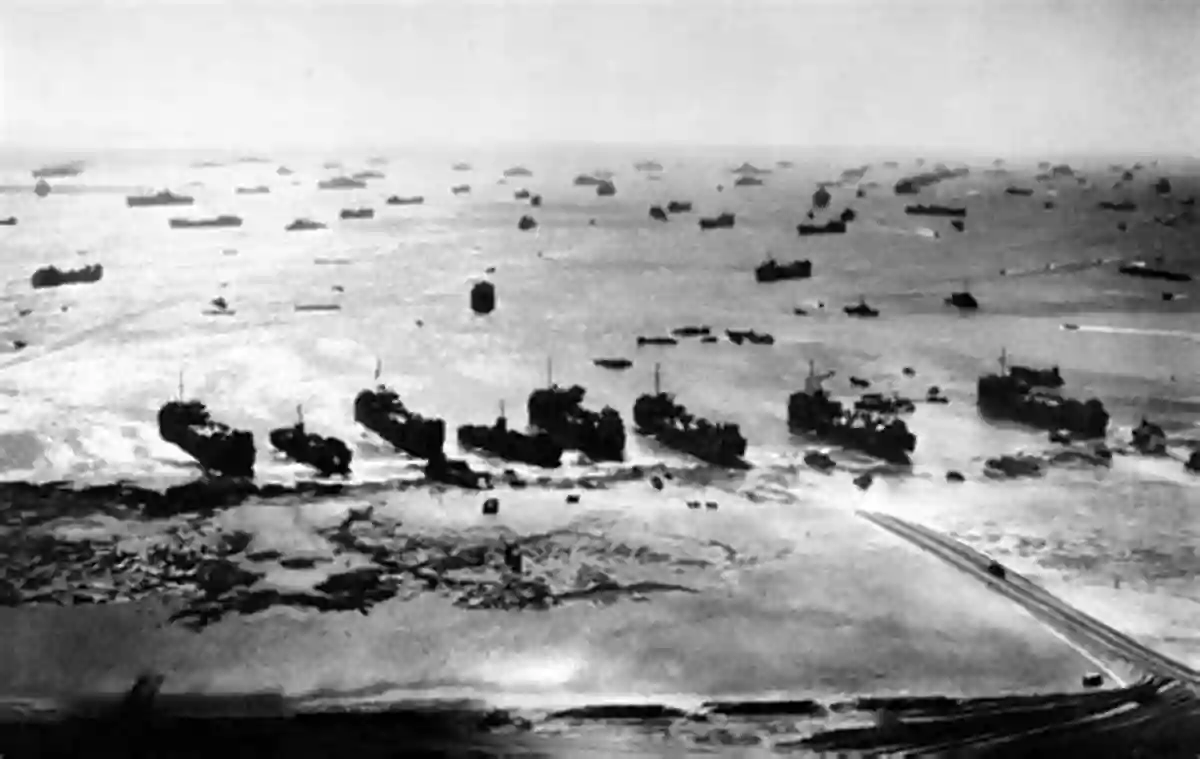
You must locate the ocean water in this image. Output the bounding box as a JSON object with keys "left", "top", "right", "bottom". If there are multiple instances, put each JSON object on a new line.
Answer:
{"left": 1, "top": 144, "right": 1198, "bottom": 676}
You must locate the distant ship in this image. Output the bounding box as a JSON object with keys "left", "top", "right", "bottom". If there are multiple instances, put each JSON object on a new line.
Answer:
{"left": 755, "top": 256, "right": 812, "bottom": 283}
{"left": 340, "top": 208, "right": 375, "bottom": 220}
{"left": 32, "top": 161, "right": 85, "bottom": 179}
{"left": 30, "top": 263, "right": 104, "bottom": 289}
{"left": 350, "top": 170, "right": 385, "bottom": 181}
{"left": 169, "top": 215, "right": 243, "bottom": 229}
{"left": 285, "top": 219, "right": 326, "bottom": 231}
{"left": 503, "top": 166, "right": 533, "bottom": 177}
{"left": 318, "top": 177, "right": 367, "bottom": 190}
{"left": 126, "top": 190, "right": 195, "bottom": 208}
{"left": 386, "top": 195, "right": 425, "bottom": 205}
{"left": 905, "top": 204, "right": 967, "bottom": 217}
{"left": 1117, "top": 261, "right": 1192, "bottom": 282}
{"left": 452, "top": 162, "right": 472, "bottom": 171}
{"left": 634, "top": 160, "right": 663, "bottom": 172}
{"left": 235, "top": 186, "right": 270, "bottom": 195}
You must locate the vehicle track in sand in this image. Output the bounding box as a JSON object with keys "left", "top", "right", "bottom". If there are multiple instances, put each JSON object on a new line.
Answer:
{"left": 858, "top": 510, "right": 1200, "bottom": 688}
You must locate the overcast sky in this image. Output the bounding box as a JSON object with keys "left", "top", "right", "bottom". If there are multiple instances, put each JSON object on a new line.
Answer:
{"left": 2, "top": 0, "right": 1197, "bottom": 154}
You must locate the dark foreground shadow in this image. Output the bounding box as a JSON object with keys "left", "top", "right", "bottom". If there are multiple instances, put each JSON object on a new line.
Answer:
{"left": 2, "top": 675, "right": 1198, "bottom": 757}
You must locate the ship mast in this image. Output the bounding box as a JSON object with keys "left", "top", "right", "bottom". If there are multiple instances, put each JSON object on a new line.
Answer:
{"left": 373, "top": 357, "right": 383, "bottom": 383}
{"left": 546, "top": 356, "right": 553, "bottom": 386}
{"left": 297, "top": 404, "right": 304, "bottom": 426}
{"left": 499, "top": 399, "right": 506, "bottom": 419}
{"left": 653, "top": 362, "right": 661, "bottom": 395}
{"left": 999, "top": 347, "right": 1008, "bottom": 375}
{"left": 177, "top": 367, "right": 184, "bottom": 401}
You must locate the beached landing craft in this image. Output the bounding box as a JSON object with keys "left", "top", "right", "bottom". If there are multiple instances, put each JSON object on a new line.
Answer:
{"left": 157, "top": 372, "right": 256, "bottom": 477}
{"left": 457, "top": 401, "right": 564, "bottom": 469}
{"left": 797, "top": 219, "right": 846, "bottom": 236}
{"left": 353, "top": 360, "right": 446, "bottom": 460}
{"left": 527, "top": 363, "right": 626, "bottom": 462}
{"left": 787, "top": 361, "right": 917, "bottom": 465}
{"left": 977, "top": 349, "right": 1109, "bottom": 438}
{"left": 269, "top": 405, "right": 353, "bottom": 477}
{"left": 633, "top": 364, "right": 748, "bottom": 467}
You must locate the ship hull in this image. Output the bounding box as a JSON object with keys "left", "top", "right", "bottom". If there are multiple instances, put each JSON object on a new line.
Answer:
{"left": 456, "top": 424, "right": 563, "bottom": 469}
{"left": 353, "top": 390, "right": 445, "bottom": 460}
{"left": 269, "top": 425, "right": 352, "bottom": 477}
{"left": 527, "top": 387, "right": 626, "bottom": 462}
{"left": 976, "top": 376, "right": 1109, "bottom": 438}
{"left": 157, "top": 402, "right": 256, "bottom": 478}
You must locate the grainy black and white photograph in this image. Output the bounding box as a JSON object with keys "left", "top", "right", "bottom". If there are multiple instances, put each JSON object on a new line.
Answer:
{"left": 0, "top": 0, "right": 1198, "bottom": 755}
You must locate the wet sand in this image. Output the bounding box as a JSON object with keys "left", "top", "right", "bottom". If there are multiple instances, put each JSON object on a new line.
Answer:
{"left": 0, "top": 481, "right": 1096, "bottom": 705}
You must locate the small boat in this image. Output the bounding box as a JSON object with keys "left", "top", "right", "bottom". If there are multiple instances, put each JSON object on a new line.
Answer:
{"left": 797, "top": 220, "right": 847, "bottom": 236}
{"left": 1005, "top": 186, "right": 1034, "bottom": 196}
{"left": 339, "top": 208, "right": 375, "bottom": 220}
{"left": 1061, "top": 323, "right": 1080, "bottom": 331}
{"left": 169, "top": 215, "right": 243, "bottom": 229}
{"left": 905, "top": 204, "right": 967, "bottom": 217}
{"left": 517, "top": 215, "right": 538, "bottom": 231}
{"left": 593, "top": 358, "right": 632, "bottom": 370}
{"left": 286, "top": 219, "right": 326, "bottom": 231}
{"left": 294, "top": 303, "right": 342, "bottom": 312}
{"left": 126, "top": 190, "right": 194, "bottom": 208}
{"left": 596, "top": 180, "right": 616, "bottom": 196}
{"left": 0, "top": 217, "right": 17, "bottom": 226}
{"left": 317, "top": 176, "right": 367, "bottom": 190}
{"left": 235, "top": 186, "right": 270, "bottom": 194}
{"left": 313, "top": 257, "right": 352, "bottom": 265}
{"left": 32, "top": 161, "right": 85, "bottom": 179}
{"left": 844, "top": 298, "right": 880, "bottom": 318}
{"left": 451, "top": 184, "right": 471, "bottom": 195}
{"left": 649, "top": 206, "right": 669, "bottom": 222}
{"left": 386, "top": 195, "right": 425, "bottom": 205}
{"left": 666, "top": 201, "right": 692, "bottom": 213}
{"left": 1117, "top": 262, "right": 1192, "bottom": 282}
{"left": 350, "top": 170, "right": 385, "bottom": 181}
{"left": 514, "top": 189, "right": 531, "bottom": 200}
{"left": 452, "top": 162, "right": 472, "bottom": 171}
{"left": 756, "top": 257, "right": 812, "bottom": 283}
{"left": 637, "top": 336, "right": 678, "bottom": 346}
{"left": 734, "top": 176, "right": 763, "bottom": 187}
{"left": 699, "top": 212, "right": 736, "bottom": 230}
{"left": 503, "top": 166, "right": 533, "bottom": 177}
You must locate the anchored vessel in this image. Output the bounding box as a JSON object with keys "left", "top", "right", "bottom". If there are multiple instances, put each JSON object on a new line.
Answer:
{"left": 126, "top": 190, "right": 194, "bottom": 208}
{"left": 169, "top": 215, "right": 243, "bottom": 229}
{"left": 787, "top": 361, "right": 917, "bottom": 464}
{"left": 1118, "top": 262, "right": 1192, "bottom": 283}
{"left": 269, "top": 406, "right": 353, "bottom": 477}
{"left": 976, "top": 350, "right": 1109, "bottom": 438}
{"left": 527, "top": 370, "right": 626, "bottom": 462}
{"left": 353, "top": 362, "right": 446, "bottom": 460}
{"left": 457, "top": 404, "right": 564, "bottom": 469}
{"left": 633, "top": 364, "right": 747, "bottom": 467}
{"left": 905, "top": 204, "right": 967, "bottom": 217}
{"left": 797, "top": 220, "right": 847, "bottom": 236}
{"left": 699, "top": 212, "right": 735, "bottom": 230}
{"left": 755, "top": 257, "right": 812, "bottom": 283}
{"left": 30, "top": 264, "right": 104, "bottom": 289}
{"left": 157, "top": 382, "right": 256, "bottom": 477}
